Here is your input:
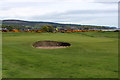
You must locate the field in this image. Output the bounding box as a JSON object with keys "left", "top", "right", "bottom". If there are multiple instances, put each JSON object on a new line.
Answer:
{"left": 2, "top": 31, "right": 118, "bottom": 78}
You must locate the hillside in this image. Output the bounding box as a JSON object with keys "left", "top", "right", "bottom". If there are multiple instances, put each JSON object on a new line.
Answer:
{"left": 2, "top": 19, "right": 116, "bottom": 30}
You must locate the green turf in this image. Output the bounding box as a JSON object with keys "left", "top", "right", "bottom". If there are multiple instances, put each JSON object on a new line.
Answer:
{"left": 0, "top": 32, "right": 2, "bottom": 79}
{"left": 2, "top": 31, "right": 118, "bottom": 78}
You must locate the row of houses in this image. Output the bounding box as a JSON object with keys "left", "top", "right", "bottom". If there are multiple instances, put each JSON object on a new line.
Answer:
{"left": 2, "top": 29, "right": 120, "bottom": 33}
{"left": 1, "top": 26, "right": 119, "bottom": 32}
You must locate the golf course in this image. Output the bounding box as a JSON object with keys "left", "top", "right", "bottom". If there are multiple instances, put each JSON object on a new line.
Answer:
{"left": 2, "top": 31, "right": 118, "bottom": 78}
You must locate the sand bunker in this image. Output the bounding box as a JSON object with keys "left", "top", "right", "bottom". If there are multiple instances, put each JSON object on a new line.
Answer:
{"left": 33, "top": 41, "right": 71, "bottom": 49}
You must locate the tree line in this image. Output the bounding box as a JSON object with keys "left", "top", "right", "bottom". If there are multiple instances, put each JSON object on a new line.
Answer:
{"left": 2, "top": 24, "right": 55, "bottom": 32}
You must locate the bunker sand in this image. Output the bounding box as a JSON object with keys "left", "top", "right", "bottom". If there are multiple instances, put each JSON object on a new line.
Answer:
{"left": 33, "top": 41, "right": 71, "bottom": 49}
{"left": 36, "top": 46, "right": 69, "bottom": 49}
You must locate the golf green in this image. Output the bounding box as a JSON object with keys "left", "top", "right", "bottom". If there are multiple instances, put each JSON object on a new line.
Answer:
{"left": 2, "top": 32, "right": 118, "bottom": 78}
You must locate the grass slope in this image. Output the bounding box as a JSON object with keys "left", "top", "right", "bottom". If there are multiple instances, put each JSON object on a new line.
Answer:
{"left": 2, "top": 32, "right": 118, "bottom": 78}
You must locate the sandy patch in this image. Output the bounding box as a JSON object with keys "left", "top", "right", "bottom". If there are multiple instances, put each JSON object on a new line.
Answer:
{"left": 33, "top": 41, "right": 71, "bottom": 49}
{"left": 36, "top": 46, "right": 69, "bottom": 49}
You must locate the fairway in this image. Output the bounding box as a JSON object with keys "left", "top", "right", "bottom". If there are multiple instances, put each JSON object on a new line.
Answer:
{"left": 2, "top": 32, "right": 118, "bottom": 78}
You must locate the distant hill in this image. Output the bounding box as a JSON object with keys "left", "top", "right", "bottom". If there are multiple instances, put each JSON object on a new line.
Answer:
{"left": 2, "top": 19, "right": 61, "bottom": 26}
{"left": 1, "top": 19, "right": 116, "bottom": 30}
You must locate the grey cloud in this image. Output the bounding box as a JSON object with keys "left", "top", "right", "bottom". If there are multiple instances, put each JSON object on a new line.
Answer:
{"left": 62, "top": 9, "right": 117, "bottom": 15}
{"left": 0, "top": 2, "right": 51, "bottom": 11}
{"left": 35, "top": 9, "right": 117, "bottom": 19}
{"left": 30, "top": 9, "right": 117, "bottom": 24}
{"left": 30, "top": 13, "right": 117, "bottom": 27}
{"left": 94, "top": 0, "right": 119, "bottom": 2}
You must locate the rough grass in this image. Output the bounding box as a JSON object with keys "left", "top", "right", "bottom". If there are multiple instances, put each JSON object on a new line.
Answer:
{"left": 2, "top": 31, "right": 118, "bottom": 78}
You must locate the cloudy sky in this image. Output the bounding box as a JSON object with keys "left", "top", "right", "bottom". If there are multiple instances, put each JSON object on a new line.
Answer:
{"left": 0, "top": 0, "right": 119, "bottom": 27}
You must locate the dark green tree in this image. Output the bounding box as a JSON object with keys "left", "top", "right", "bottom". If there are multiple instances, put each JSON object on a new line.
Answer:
{"left": 48, "top": 25, "right": 54, "bottom": 32}
{"left": 41, "top": 25, "right": 54, "bottom": 32}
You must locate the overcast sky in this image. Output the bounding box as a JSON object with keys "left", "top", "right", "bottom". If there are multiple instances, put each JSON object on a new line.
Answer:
{"left": 0, "top": 0, "right": 119, "bottom": 27}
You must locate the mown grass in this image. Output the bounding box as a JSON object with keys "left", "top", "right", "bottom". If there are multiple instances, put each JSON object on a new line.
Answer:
{"left": 0, "top": 32, "right": 2, "bottom": 79}
{"left": 2, "top": 31, "right": 118, "bottom": 78}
